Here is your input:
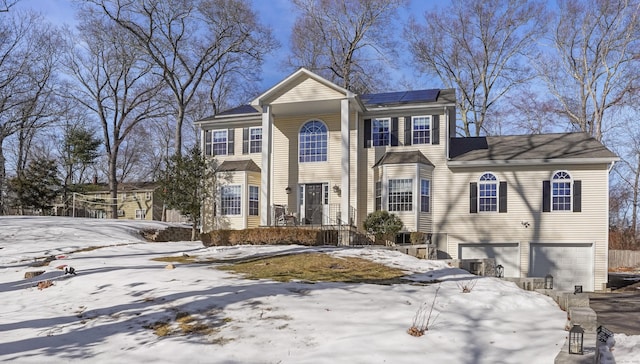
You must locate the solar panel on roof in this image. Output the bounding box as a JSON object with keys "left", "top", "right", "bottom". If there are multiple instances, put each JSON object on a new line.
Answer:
{"left": 362, "top": 89, "right": 440, "bottom": 105}
{"left": 401, "top": 89, "right": 439, "bottom": 103}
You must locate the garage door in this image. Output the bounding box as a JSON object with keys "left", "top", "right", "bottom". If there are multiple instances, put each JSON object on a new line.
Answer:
{"left": 529, "top": 243, "right": 593, "bottom": 292}
{"left": 459, "top": 243, "right": 520, "bottom": 278}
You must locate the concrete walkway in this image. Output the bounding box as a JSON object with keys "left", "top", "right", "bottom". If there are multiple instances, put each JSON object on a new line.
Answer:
{"left": 554, "top": 331, "right": 596, "bottom": 364}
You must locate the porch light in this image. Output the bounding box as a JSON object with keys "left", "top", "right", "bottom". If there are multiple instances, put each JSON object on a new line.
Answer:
{"left": 545, "top": 274, "right": 553, "bottom": 289}
{"left": 285, "top": 186, "right": 292, "bottom": 194}
{"left": 495, "top": 264, "right": 504, "bottom": 278}
{"left": 569, "top": 324, "right": 584, "bottom": 355}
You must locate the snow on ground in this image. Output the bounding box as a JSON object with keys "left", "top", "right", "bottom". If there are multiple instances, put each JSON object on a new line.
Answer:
{"left": 0, "top": 216, "right": 634, "bottom": 363}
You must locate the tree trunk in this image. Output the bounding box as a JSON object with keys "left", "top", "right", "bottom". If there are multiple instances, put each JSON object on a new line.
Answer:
{"left": 0, "top": 139, "right": 5, "bottom": 215}
{"left": 174, "top": 107, "right": 184, "bottom": 157}
{"left": 633, "top": 153, "right": 640, "bottom": 242}
{"left": 108, "top": 153, "right": 118, "bottom": 219}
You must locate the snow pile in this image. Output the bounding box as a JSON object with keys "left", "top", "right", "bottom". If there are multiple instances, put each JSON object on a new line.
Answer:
{"left": 0, "top": 217, "right": 635, "bottom": 363}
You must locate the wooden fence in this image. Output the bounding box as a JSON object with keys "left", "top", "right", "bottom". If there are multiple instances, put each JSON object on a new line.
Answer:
{"left": 609, "top": 250, "right": 640, "bottom": 269}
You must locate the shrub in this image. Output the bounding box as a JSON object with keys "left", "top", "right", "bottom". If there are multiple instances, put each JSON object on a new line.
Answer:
{"left": 363, "top": 210, "right": 403, "bottom": 244}
{"left": 201, "top": 227, "right": 330, "bottom": 247}
{"left": 410, "top": 232, "right": 427, "bottom": 245}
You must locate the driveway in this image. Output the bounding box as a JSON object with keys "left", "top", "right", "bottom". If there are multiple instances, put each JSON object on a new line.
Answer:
{"left": 589, "top": 275, "right": 640, "bottom": 336}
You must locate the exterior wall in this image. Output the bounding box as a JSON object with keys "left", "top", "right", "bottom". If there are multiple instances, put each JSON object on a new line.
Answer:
{"left": 83, "top": 189, "right": 160, "bottom": 221}
{"left": 247, "top": 172, "right": 261, "bottom": 229}
{"left": 271, "top": 112, "right": 358, "bottom": 222}
{"left": 271, "top": 78, "right": 344, "bottom": 104}
{"left": 362, "top": 112, "right": 448, "bottom": 232}
{"left": 437, "top": 164, "right": 610, "bottom": 291}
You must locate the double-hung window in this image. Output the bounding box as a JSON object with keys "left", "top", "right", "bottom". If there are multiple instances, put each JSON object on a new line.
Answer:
{"left": 248, "top": 185, "right": 259, "bottom": 216}
{"left": 212, "top": 130, "right": 228, "bottom": 156}
{"left": 412, "top": 116, "right": 431, "bottom": 144}
{"left": 221, "top": 185, "right": 241, "bottom": 215}
{"left": 249, "top": 127, "right": 262, "bottom": 153}
{"left": 420, "top": 179, "right": 430, "bottom": 212}
{"left": 372, "top": 118, "right": 390, "bottom": 146}
{"left": 478, "top": 173, "right": 498, "bottom": 212}
{"left": 552, "top": 171, "right": 572, "bottom": 211}
{"left": 375, "top": 182, "right": 382, "bottom": 211}
{"left": 388, "top": 179, "right": 412, "bottom": 212}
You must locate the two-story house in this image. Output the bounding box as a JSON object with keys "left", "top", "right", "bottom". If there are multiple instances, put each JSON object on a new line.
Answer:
{"left": 195, "top": 68, "right": 618, "bottom": 292}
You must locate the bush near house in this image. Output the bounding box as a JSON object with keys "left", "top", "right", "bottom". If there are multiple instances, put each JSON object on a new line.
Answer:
{"left": 363, "top": 211, "right": 403, "bottom": 244}
{"left": 201, "top": 228, "right": 334, "bottom": 247}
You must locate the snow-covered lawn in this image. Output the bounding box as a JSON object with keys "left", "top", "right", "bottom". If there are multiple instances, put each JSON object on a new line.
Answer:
{"left": 0, "top": 217, "right": 635, "bottom": 363}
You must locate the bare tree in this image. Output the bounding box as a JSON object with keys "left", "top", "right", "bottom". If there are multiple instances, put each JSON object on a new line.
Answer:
{"left": 0, "top": 0, "right": 19, "bottom": 12}
{"left": 84, "top": 0, "right": 277, "bottom": 155}
{"left": 0, "top": 11, "right": 60, "bottom": 214}
{"left": 287, "top": 0, "right": 407, "bottom": 93}
{"left": 537, "top": 0, "right": 640, "bottom": 142}
{"left": 64, "top": 14, "right": 166, "bottom": 219}
{"left": 406, "top": 0, "right": 547, "bottom": 136}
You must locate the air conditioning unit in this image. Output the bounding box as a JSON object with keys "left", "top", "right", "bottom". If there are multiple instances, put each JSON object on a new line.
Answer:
{"left": 117, "top": 210, "right": 125, "bottom": 217}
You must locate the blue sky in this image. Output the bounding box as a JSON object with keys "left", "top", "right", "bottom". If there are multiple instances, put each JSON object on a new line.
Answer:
{"left": 14, "top": 0, "right": 444, "bottom": 91}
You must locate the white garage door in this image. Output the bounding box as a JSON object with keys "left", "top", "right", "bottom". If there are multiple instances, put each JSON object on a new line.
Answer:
{"left": 459, "top": 243, "right": 520, "bottom": 278}
{"left": 529, "top": 243, "right": 594, "bottom": 292}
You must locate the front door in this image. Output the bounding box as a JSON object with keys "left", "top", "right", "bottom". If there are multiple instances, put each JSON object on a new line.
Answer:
{"left": 305, "top": 183, "right": 323, "bottom": 225}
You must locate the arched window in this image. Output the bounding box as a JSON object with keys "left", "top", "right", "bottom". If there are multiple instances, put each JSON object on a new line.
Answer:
{"left": 478, "top": 172, "right": 498, "bottom": 212}
{"left": 299, "top": 120, "right": 327, "bottom": 162}
{"left": 552, "top": 171, "right": 572, "bottom": 211}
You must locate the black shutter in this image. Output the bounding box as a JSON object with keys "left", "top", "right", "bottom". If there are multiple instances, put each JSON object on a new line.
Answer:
{"left": 404, "top": 116, "right": 412, "bottom": 145}
{"left": 364, "top": 119, "right": 372, "bottom": 148}
{"left": 227, "top": 128, "right": 234, "bottom": 155}
{"left": 432, "top": 115, "right": 440, "bottom": 145}
{"left": 470, "top": 182, "right": 478, "bottom": 213}
{"left": 499, "top": 181, "right": 507, "bottom": 213}
{"left": 242, "top": 127, "right": 249, "bottom": 154}
{"left": 391, "top": 117, "right": 399, "bottom": 146}
{"left": 542, "top": 180, "right": 551, "bottom": 212}
{"left": 573, "top": 180, "right": 582, "bottom": 212}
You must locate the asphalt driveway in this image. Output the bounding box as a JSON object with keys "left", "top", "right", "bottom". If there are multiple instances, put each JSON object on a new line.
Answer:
{"left": 589, "top": 274, "right": 640, "bottom": 336}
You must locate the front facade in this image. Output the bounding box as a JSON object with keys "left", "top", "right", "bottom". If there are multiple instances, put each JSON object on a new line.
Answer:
{"left": 69, "top": 182, "right": 163, "bottom": 221}
{"left": 195, "top": 68, "right": 618, "bottom": 292}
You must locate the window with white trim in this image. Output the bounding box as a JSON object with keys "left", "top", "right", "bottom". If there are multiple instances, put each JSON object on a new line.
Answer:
{"left": 145, "top": 192, "right": 152, "bottom": 201}
{"left": 135, "top": 209, "right": 146, "bottom": 220}
{"left": 299, "top": 120, "right": 327, "bottom": 162}
{"left": 420, "top": 179, "right": 430, "bottom": 212}
{"left": 375, "top": 181, "right": 382, "bottom": 211}
{"left": 372, "top": 118, "right": 390, "bottom": 146}
{"left": 249, "top": 127, "right": 262, "bottom": 153}
{"left": 212, "top": 130, "right": 228, "bottom": 156}
{"left": 552, "top": 171, "right": 572, "bottom": 211}
{"left": 412, "top": 116, "right": 431, "bottom": 144}
{"left": 221, "top": 185, "right": 241, "bottom": 215}
{"left": 388, "top": 179, "right": 412, "bottom": 212}
{"left": 249, "top": 185, "right": 259, "bottom": 216}
{"left": 478, "top": 173, "right": 498, "bottom": 212}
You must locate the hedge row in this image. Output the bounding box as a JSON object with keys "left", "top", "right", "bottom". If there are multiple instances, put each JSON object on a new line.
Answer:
{"left": 201, "top": 227, "right": 335, "bottom": 247}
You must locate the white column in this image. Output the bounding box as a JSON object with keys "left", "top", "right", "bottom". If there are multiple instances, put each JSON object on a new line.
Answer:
{"left": 260, "top": 105, "right": 272, "bottom": 226}
{"left": 341, "top": 99, "right": 350, "bottom": 226}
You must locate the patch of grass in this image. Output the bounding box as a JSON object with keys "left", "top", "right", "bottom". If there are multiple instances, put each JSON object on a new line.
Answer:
{"left": 218, "top": 253, "right": 406, "bottom": 284}
{"left": 151, "top": 256, "right": 197, "bottom": 264}
{"left": 145, "top": 321, "right": 172, "bottom": 337}
{"left": 176, "top": 313, "right": 214, "bottom": 335}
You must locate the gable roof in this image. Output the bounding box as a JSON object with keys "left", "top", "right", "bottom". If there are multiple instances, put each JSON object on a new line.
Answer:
{"left": 217, "top": 159, "right": 261, "bottom": 173}
{"left": 449, "top": 132, "right": 618, "bottom": 166}
{"left": 216, "top": 104, "right": 260, "bottom": 117}
{"left": 373, "top": 150, "right": 434, "bottom": 168}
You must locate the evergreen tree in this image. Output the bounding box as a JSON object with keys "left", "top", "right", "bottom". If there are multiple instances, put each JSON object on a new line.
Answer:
{"left": 363, "top": 210, "right": 404, "bottom": 245}
{"left": 158, "top": 146, "right": 215, "bottom": 240}
{"left": 8, "top": 157, "right": 61, "bottom": 214}
{"left": 60, "top": 126, "right": 102, "bottom": 214}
